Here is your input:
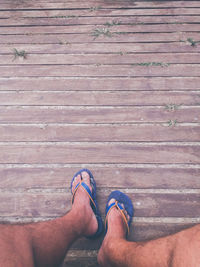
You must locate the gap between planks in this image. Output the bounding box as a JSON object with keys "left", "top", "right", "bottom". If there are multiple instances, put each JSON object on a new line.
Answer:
{"left": 0, "top": 188, "right": 200, "bottom": 194}
{"left": 0, "top": 122, "right": 198, "bottom": 125}
{"left": 0, "top": 141, "right": 199, "bottom": 145}
{"left": 1, "top": 24, "right": 200, "bottom": 34}
{"left": 0, "top": 105, "right": 198, "bottom": 108}
{"left": 0, "top": 217, "right": 200, "bottom": 224}
{"left": 2, "top": 18, "right": 200, "bottom": 27}
{"left": 0, "top": 163, "right": 198, "bottom": 168}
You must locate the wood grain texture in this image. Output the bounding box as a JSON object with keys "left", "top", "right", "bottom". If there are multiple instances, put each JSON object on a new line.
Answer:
{"left": 0, "top": 165, "right": 199, "bottom": 189}
{"left": 2, "top": 1, "right": 200, "bottom": 9}
{"left": 0, "top": 124, "right": 199, "bottom": 142}
{"left": 0, "top": 33, "right": 195, "bottom": 45}
{"left": 1, "top": 43, "right": 200, "bottom": 54}
{"left": 0, "top": 143, "right": 199, "bottom": 164}
{"left": 1, "top": 77, "right": 200, "bottom": 91}
{"left": 1, "top": 8, "right": 200, "bottom": 19}
{"left": 0, "top": 1, "right": 200, "bottom": 263}
{"left": 1, "top": 24, "right": 200, "bottom": 34}
{"left": 1, "top": 64, "right": 200, "bottom": 77}
{"left": 0, "top": 91, "right": 198, "bottom": 105}
{"left": 2, "top": 4, "right": 200, "bottom": 14}
{"left": 2, "top": 53, "right": 200, "bottom": 64}
{"left": 2, "top": 16, "right": 200, "bottom": 26}
{"left": 0, "top": 106, "right": 198, "bottom": 123}
{"left": 0, "top": 191, "right": 199, "bottom": 218}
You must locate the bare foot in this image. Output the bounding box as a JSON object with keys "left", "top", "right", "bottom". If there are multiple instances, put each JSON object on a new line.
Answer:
{"left": 71, "top": 171, "right": 98, "bottom": 237}
{"left": 98, "top": 198, "right": 129, "bottom": 267}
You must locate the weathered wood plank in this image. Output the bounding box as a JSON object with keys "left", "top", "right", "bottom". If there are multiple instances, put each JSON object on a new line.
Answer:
{"left": 0, "top": 165, "right": 199, "bottom": 189}
{"left": 0, "top": 106, "right": 199, "bottom": 123}
{"left": 0, "top": 91, "right": 198, "bottom": 105}
{"left": 1, "top": 43, "right": 200, "bottom": 54}
{"left": 23, "top": 0, "right": 200, "bottom": 4}
{"left": 1, "top": 24, "right": 200, "bottom": 35}
{"left": 2, "top": 10, "right": 200, "bottom": 22}
{"left": 2, "top": 8, "right": 200, "bottom": 19}
{"left": 1, "top": 3, "right": 200, "bottom": 13}
{"left": 2, "top": 1, "right": 200, "bottom": 9}
{"left": 0, "top": 143, "right": 198, "bottom": 164}
{"left": 63, "top": 253, "right": 97, "bottom": 267}
{"left": 0, "top": 32, "right": 200, "bottom": 45}
{"left": 2, "top": 15, "right": 200, "bottom": 26}
{"left": 63, "top": 258, "right": 97, "bottom": 267}
{"left": 128, "top": 222, "right": 199, "bottom": 242}
{"left": 0, "top": 192, "right": 199, "bottom": 217}
{"left": 0, "top": 77, "right": 199, "bottom": 91}
{"left": 1, "top": 64, "right": 200, "bottom": 77}
{"left": 2, "top": 53, "right": 200, "bottom": 64}
{"left": 0, "top": 124, "right": 199, "bottom": 142}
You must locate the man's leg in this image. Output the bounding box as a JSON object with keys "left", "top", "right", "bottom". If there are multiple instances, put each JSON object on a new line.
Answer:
{"left": 98, "top": 198, "right": 200, "bottom": 267}
{"left": 0, "top": 171, "right": 98, "bottom": 267}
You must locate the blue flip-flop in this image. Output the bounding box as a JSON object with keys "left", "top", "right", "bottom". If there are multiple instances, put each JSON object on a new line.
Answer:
{"left": 105, "top": 190, "right": 134, "bottom": 235}
{"left": 71, "top": 168, "right": 103, "bottom": 239}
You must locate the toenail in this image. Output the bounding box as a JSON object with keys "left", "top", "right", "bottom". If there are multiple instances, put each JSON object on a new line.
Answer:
{"left": 82, "top": 172, "right": 88, "bottom": 178}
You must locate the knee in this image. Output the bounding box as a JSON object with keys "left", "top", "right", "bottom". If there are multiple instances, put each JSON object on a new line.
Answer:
{"left": 104, "top": 237, "right": 120, "bottom": 257}
{"left": 172, "top": 226, "right": 200, "bottom": 266}
{"left": 98, "top": 237, "right": 130, "bottom": 267}
{"left": 98, "top": 237, "right": 120, "bottom": 267}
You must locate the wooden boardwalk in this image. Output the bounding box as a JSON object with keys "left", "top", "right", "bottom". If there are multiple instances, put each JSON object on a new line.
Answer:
{"left": 0, "top": 0, "right": 200, "bottom": 266}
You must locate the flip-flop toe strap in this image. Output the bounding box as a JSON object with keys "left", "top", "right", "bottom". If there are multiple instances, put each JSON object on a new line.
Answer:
{"left": 117, "top": 202, "right": 130, "bottom": 235}
{"left": 72, "top": 181, "right": 96, "bottom": 211}
{"left": 105, "top": 201, "right": 130, "bottom": 234}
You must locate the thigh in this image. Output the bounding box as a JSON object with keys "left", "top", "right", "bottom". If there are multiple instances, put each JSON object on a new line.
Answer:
{"left": 172, "top": 225, "right": 200, "bottom": 267}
